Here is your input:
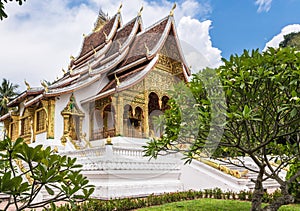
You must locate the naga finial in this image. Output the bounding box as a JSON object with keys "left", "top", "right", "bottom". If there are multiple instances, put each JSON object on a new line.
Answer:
{"left": 170, "top": 3, "right": 176, "bottom": 16}
{"left": 114, "top": 73, "right": 120, "bottom": 86}
{"left": 103, "top": 31, "right": 108, "bottom": 41}
{"left": 62, "top": 68, "right": 66, "bottom": 74}
{"left": 70, "top": 55, "right": 75, "bottom": 61}
{"left": 92, "top": 46, "right": 97, "bottom": 55}
{"left": 24, "top": 80, "right": 31, "bottom": 90}
{"left": 118, "top": 2, "right": 123, "bottom": 13}
{"left": 41, "top": 80, "right": 48, "bottom": 92}
{"left": 138, "top": 5, "right": 143, "bottom": 16}
{"left": 144, "top": 42, "right": 150, "bottom": 55}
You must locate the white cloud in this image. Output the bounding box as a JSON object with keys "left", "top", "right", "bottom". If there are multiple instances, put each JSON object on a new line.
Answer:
{"left": 255, "top": 0, "right": 272, "bottom": 13}
{"left": 264, "top": 24, "right": 300, "bottom": 50}
{"left": 0, "top": 0, "right": 222, "bottom": 90}
{"left": 178, "top": 17, "right": 222, "bottom": 72}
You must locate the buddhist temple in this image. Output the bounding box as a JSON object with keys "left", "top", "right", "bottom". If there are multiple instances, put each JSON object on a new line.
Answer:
{"left": 0, "top": 4, "right": 282, "bottom": 199}
{"left": 0, "top": 4, "right": 190, "bottom": 147}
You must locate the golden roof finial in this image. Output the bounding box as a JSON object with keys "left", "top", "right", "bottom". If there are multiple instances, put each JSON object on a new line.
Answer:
{"left": 70, "top": 55, "right": 75, "bottom": 61}
{"left": 93, "top": 9, "right": 109, "bottom": 32}
{"left": 41, "top": 80, "right": 48, "bottom": 92}
{"left": 83, "top": 33, "right": 86, "bottom": 38}
{"left": 62, "top": 68, "right": 66, "bottom": 74}
{"left": 118, "top": 2, "right": 123, "bottom": 13}
{"left": 170, "top": 3, "right": 176, "bottom": 16}
{"left": 144, "top": 42, "right": 150, "bottom": 55}
{"left": 24, "top": 80, "right": 31, "bottom": 90}
{"left": 114, "top": 73, "right": 120, "bottom": 86}
{"left": 3, "top": 96, "right": 9, "bottom": 104}
{"left": 138, "top": 5, "right": 143, "bottom": 16}
{"left": 92, "top": 46, "right": 97, "bottom": 55}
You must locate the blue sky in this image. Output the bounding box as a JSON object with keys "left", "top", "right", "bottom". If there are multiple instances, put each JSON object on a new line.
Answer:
{"left": 1, "top": 0, "right": 300, "bottom": 89}
{"left": 208, "top": 0, "right": 300, "bottom": 58}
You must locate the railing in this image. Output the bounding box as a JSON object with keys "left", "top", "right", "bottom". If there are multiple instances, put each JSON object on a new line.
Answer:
{"left": 63, "top": 145, "right": 145, "bottom": 158}
{"left": 112, "top": 146, "right": 145, "bottom": 157}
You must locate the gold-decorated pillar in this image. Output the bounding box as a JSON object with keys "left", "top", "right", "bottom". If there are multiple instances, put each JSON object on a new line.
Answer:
{"left": 47, "top": 98, "right": 55, "bottom": 139}
{"left": 143, "top": 90, "right": 149, "bottom": 138}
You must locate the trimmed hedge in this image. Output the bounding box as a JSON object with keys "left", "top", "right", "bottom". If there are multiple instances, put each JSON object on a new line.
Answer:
{"left": 46, "top": 188, "right": 284, "bottom": 211}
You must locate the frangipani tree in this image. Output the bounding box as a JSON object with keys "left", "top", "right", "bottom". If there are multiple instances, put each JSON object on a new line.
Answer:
{"left": 144, "top": 47, "right": 300, "bottom": 211}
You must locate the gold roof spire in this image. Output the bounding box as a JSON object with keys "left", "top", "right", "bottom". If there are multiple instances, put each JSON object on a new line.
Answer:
{"left": 138, "top": 5, "right": 143, "bottom": 16}
{"left": 41, "top": 80, "right": 48, "bottom": 92}
{"left": 118, "top": 2, "right": 123, "bottom": 13}
{"left": 169, "top": 3, "right": 176, "bottom": 16}
{"left": 93, "top": 9, "right": 109, "bottom": 32}
{"left": 24, "top": 80, "right": 31, "bottom": 90}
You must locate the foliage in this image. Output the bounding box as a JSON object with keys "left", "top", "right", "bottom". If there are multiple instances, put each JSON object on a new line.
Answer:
{"left": 144, "top": 47, "right": 300, "bottom": 211}
{"left": 279, "top": 32, "right": 300, "bottom": 50}
{"left": 49, "top": 189, "right": 297, "bottom": 211}
{"left": 286, "top": 159, "right": 300, "bottom": 202}
{"left": 0, "top": 0, "right": 25, "bottom": 20}
{"left": 0, "top": 137, "right": 94, "bottom": 210}
{"left": 0, "top": 78, "right": 19, "bottom": 116}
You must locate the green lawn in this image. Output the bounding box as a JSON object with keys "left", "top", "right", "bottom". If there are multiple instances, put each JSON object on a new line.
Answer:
{"left": 136, "top": 198, "right": 300, "bottom": 211}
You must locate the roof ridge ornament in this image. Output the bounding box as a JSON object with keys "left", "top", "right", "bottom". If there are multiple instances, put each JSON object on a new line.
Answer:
{"left": 24, "top": 80, "right": 31, "bottom": 90}
{"left": 118, "top": 2, "right": 122, "bottom": 14}
{"left": 93, "top": 9, "right": 110, "bottom": 32}
{"left": 62, "top": 68, "right": 66, "bottom": 75}
{"left": 114, "top": 73, "right": 120, "bottom": 87}
{"left": 144, "top": 42, "right": 150, "bottom": 56}
{"left": 138, "top": 5, "right": 143, "bottom": 17}
{"left": 103, "top": 31, "right": 108, "bottom": 41}
{"left": 41, "top": 80, "right": 48, "bottom": 92}
{"left": 169, "top": 3, "right": 176, "bottom": 16}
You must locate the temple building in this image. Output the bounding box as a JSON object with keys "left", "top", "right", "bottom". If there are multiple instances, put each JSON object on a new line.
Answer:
{"left": 0, "top": 5, "right": 282, "bottom": 199}
{"left": 0, "top": 5, "right": 190, "bottom": 148}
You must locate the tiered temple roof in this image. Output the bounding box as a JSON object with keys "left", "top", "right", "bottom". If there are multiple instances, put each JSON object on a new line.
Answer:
{"left": 1, "top": 5, "right": 190, "bottom": 120}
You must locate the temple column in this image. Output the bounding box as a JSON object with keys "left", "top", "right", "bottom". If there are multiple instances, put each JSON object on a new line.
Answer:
{"left": 79, "top": 116, "right": 83, "bottom": 138}
{"left": 112, "top": 94, "right": 124, "bottom": 136}
{"left": 89, "top": 103, "right": 94, "bottom": 140}
{"left": 47, "top": 98, "right": 55, "bottom": 139}
{"left": 61, "top": 114, "right": 70, "bottom": 145}
{"left": 143, "top": 90, "right": 149, "bottom": 138}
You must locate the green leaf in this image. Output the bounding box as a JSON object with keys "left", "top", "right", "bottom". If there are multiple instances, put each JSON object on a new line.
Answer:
{"left": 45, "top": 185, "right": 55, "bottom": 195}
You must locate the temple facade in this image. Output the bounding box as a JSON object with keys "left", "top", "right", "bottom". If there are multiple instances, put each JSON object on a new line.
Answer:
{"left": 0, "top": 5, "right": 190, "bottom": 149}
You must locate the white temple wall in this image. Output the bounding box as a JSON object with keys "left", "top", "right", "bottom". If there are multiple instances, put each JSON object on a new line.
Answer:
{"left": 73, "top": 76, "right": 109, "bottom": 138}
{"left": 35, "top": 132, "right": 47, "bottom": 142}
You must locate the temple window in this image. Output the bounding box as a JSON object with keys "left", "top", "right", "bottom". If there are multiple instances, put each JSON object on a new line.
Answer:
{"left": 148, "top": 92, "right": 160, "bottom": 114}
{"left": 9, "top": 122, "right": 17, "bottom": 140}
{"left": 103, "top": 104, "right": 115, "bottom": 138}
{"left": 35, "top": 108, "right": 46, "bottom": 133}
{"left": 161, "top": 96, "right": 170, "bottom": 111}
{"left": 20, "top": 117, "right": 30, "bottom": 136}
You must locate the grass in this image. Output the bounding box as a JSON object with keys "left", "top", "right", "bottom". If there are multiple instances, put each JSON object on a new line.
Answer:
{"left": 136, "top": 198, "right": 300, "bottom": 211}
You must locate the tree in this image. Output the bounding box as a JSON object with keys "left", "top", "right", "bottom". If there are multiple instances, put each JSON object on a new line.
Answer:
{"left": 279, "top": 32, "right": 300, "bottom": 50}
{"left": 144, "top": 47, "right": 300, "bottom": 211}
{"left": 0, "top": 137, "right": 94, "bottom": 210}
{"left": 0, "top": 0, "right": 25, "bottom": 20}
{"left": 0, "top": 78, "right": 19, "bottom": 116}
